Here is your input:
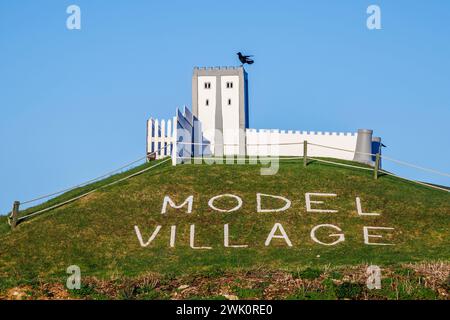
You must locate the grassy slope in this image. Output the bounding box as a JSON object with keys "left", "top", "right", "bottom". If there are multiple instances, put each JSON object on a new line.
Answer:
{"left": 0, "top": 158, "right": 449, "bottom": 289}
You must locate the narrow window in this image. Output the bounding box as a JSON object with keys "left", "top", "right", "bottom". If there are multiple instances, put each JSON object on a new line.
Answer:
{"left": 206, "top": 99, "right": 209, "bottom": 106}
{"left": 228, "top": 99, "right": 231, "bottom": 105}
{"left": 226, "top": 82, "right": 233, "bottom": 89}
{"left": 204, "top": 82, "right": 211, "bottom": 89}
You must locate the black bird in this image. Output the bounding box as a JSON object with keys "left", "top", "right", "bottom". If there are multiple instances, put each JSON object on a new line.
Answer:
{"left": 237, "top": 52, "right": 254, "bottom": 65}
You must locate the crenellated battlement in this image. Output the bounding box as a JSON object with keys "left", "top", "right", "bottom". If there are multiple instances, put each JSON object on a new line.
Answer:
{"left": 194, "top": 66, "right": 243, "bottom": 70}
{"left": 246, "top": 128, "right": 356, "bottom": 137}
{"left": 245, "top": 127, "right": 359, "bottom": 160}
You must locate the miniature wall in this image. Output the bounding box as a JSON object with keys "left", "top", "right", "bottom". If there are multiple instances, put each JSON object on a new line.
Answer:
{"left": 245, "top": 129, "right": 358, "bottom": 160}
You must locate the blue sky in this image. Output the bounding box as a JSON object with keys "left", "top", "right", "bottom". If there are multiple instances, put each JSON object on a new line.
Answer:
{"left": 1, "top": 1, "right": 449, "bottom": 214}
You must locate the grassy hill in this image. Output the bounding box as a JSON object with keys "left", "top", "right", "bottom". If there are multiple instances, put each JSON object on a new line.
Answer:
{"left": 0, "top": 158, "right": 449, "bottom": 300}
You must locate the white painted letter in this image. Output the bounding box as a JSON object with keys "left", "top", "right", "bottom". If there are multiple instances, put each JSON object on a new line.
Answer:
{"left": 257, "top": 193, "right": 291, "bottom": 213}
{"left": 224, "top": 224, "right": 248, "bottom": 248}
{"left": 305, "top": 193, "right": 338, "bottom": 213}
{"left": 367, "top": 5, "right": 381, "bottom": 30}
{"left": 356, "top": 197, "right": 380, "bottom": 216}
{"left": 190, "top": 224, "right": 212, "bottom": 249}
{"left": 161, "top": 195, "right": 193, "bottom": 214}
{"left": 310, "top": 224, "right": 345, "bottom": 246}
{"left": 208, "top": 194, "right": 243, "bottom": 212}
{"left": 134, "top": 225, "right": 162, "bottom": 247}
{"left": 363, "top": 226, "right": 395, "bottom": 245}
{"left": 66, "top": 5, "right": 81, "bottom": 30}
{"left": 170, "top": 225, "right": 176, "bottom": 248}
{"left": 265, "top": 223, "right": 292, "bottom": 247}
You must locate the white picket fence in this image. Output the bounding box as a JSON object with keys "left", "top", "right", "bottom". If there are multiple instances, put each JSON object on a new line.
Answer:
{"left": 147, "top": 106, "right": 202, "bottom": 165}
{"left": 146, "top": 118, "right": 174, "bottom": 160}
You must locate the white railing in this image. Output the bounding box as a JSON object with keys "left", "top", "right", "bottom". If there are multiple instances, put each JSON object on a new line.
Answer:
{"left": 146, "top": 118, "right": 174, "bottom": 160}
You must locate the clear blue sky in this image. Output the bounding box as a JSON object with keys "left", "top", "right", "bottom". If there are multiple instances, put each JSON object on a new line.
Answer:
{"left": 1, "top": 0, "right": 449, "bottom": 214}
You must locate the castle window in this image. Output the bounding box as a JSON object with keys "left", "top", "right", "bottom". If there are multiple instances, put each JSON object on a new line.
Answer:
{"left": 204, "top": 82, "right": 211, "bottom": 89}
{"left": 226, "top": 82, "right": 233, "bottom": 88}
{"left": 205, "top": 99, "right": 209, "bottom": 106}
{"left": 228, "top": 99, "right": 231, "bottom": 105}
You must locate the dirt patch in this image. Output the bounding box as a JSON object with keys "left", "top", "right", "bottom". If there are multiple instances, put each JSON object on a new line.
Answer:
{"left": 0, "top": 283, "right": 75, "bottom": 300}
{"left": 405, "top": 262, "right": 450, "bottom": 292}
{"left": 2, "top": 286, "right": 33, "bottom": 300}
{"left": 1, "top": 264, "right": 448, "bottom": 300}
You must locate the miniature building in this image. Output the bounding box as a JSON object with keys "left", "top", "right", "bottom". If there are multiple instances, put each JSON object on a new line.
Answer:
{"left": 192, "top": 66, "right": 249, "bottom": 156}
{"left": 147, "top": 66, "right": 382, "bottom": 166}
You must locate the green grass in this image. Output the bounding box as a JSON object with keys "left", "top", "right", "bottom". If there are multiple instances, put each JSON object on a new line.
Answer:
{"left": 0, "top": 157, "right": 448, "bottom": 299}
{"left": 292, "top": 268, "right": 322, "bottom": 280}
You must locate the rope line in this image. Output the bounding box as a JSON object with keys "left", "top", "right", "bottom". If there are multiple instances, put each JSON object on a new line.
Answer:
{"left": 309, "top": 158, "right": 449, "bottom": 192}
{"left": 20, "top": 156, "right": 147, "bottom": 205}
{"left": 16, "top": 157, "right": 172, "bottom": 223}
{"left": 20, "top": 145, "right": 170, "bottom": 205}
{"left": 308, "top": 142, "right": 374, "bottom": 156}
{"left": 177, "top": 141, "right": 449, "bottom": 178}
{"left": 379, "top": 170, "right": 450, "bottom": 193}
{"left": 180, "top": 156, "right": 372, "bottom": 170}
{"left": 381, "top": 156, "right": 450, "bottom": 178}
{"left": 178, "top": 141, "right": 308, "bottom": 147}
{"left": 177, "top": 141, "right": 373, "bottom": 155}
{"left": 307, "top": 157, "right": 374, "bottom": 171}
{"left": 9, "top": 144, "right": 172, "bottom": 225}
{"left": 180, "top": 155, "right": 448, "bottom": 193}
{"left": 179, "top": 156, "right": 304, "bottom": 161}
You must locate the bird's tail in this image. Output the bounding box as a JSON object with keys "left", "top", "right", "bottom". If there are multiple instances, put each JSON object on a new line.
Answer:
{"left": 246, "top": 59, "right": 254, "bottom": 64}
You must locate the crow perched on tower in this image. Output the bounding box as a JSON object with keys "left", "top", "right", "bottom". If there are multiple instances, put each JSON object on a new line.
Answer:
{"left": 237, "top": 52, "right": 254, "bottom": 65}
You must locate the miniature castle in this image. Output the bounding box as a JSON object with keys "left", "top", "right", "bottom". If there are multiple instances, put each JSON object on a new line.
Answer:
{"left": 147, "top": 66, "right": 381, "bottom": 166}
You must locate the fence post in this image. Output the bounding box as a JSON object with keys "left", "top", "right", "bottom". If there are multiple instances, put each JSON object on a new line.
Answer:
{"left": 303, "top": 141, "right": 308, "bottom": 168}
{"left": 11, "top": 201, "right": 20, "bottom": 229}
{"left": 374, "top": 153, "right": 380, "bottom": 180}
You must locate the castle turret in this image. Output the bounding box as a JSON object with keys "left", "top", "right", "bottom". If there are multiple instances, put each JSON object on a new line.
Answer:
{"left": 353, "top": 129, "right": 375, "bottom": 165}
{"left": 192, "top": 66, "right": 249, "bottom": 156}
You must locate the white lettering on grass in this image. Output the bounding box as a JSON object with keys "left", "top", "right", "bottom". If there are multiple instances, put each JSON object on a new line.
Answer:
{"left": 224, "top": 224, "right": 248, "bottom": 248}
{"left": 310, "top": 224, "right": 345, "bottom": 246}
{"left": 161, "top": 195, "right": 193, "bottom": 214}
{"left": 356, "top": 197, "right": 380, "bottom": 216}
{"left": 257, "top": 193, "right": 291, "bottom": 213}
{"left": 208, "top": 194, "right": 243, "bottom": 212}
{"left": 265, "top": 223, "right": 292, "bottom": 247}
{"left": 134, "top": 225, "right": 161, "bottom": 247}
{"left": 305, "top": 193, "right": 338, "bottom": 213}
{"left": 363, "top": 226, "right": 395, "bottom": 245}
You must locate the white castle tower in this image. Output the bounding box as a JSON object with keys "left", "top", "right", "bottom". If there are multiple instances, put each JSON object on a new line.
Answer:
{"left": 147, "top": 66, "right": 381, "bottom": 167}
{"left": 192, "top": 66, "right": 249, "bottom": 156}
